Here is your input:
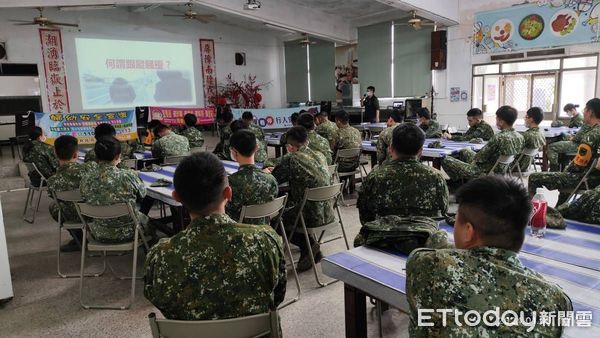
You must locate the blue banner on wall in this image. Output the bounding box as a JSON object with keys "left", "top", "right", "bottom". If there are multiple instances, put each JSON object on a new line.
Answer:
{"left": 473, "top": 0, "right": 600, "bottom": 54}
{"left": 232, "top": 106, "right": 320, "bottom": 129}
{"left": 35, "top": 110, "right": 138, "bottom": 145}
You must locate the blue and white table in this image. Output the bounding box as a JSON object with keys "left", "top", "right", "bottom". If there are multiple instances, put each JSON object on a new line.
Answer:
{"left": 322, "top": 220, "right": 600, "bottom": 338}
{"left": 361, "top": 138, "right": 486, "bottom": 169}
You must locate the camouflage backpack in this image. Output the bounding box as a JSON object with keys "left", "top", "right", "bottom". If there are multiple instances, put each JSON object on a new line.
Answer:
{"left": 353, "top": 215, "right": 450, "bottom": 255}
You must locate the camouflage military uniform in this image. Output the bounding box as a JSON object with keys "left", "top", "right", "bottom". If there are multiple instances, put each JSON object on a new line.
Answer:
{"left": 307, "top": 131, "right": 333, "bottom": 165}
{"left": 420, "top": 120, "right": 442, "bottom": 138}
{"left": 315, "top": 119, "right": 338, "bottom": 147}
{"left": 451, "top": 120, "right": 495, "bottom": 141}
{"left": 180, "top": 127, "right": 204, "bottom": 148}
{"left": 357, "top": 158, "right": 448, "bottom": 224}
{"left": 442, "top": 128, "right": 524, "bottom": 181}
{"left": 23, "top": 140, "right": 58, "bottom": 186}
{"left": 569, "top": 113, "right": 584, "bottom": 128}
{"left": 217, "top": 125, "right": 233, "bottom": 160}
{"left": 271, "top": 146, "right": 334, "bottom": 232}
{"left": 84, "top": 141, "right": 140, "bottom": 169}
{"left": 48, "top": 161, "right": 97, "bottom": 223}
{"left": 557, "top": 185, "right": 600, "bottom": 224}
{"left": 406, "top": 246, "right": 572, "bottom": 337}
{"left": 332, "top": 125, "right": 362, "bottom": 172}
{"left": 144, "top": 213, "right": 286, "bottom": 320}
{"left": 529, "top": 123, "right": 600, "bottom": 202}
{"left": 152, "top": 131, "right": 190, "bottom": 158}
{"left": 80, "top": 163, "right": 147, "bottom": 243}
{"left": 226, "top": 164, "right": 279, "bottom": 224}
{"left": 547, "top": 124, "right": 591, "bottom": 171}
{"left": 376, "top": 123, "right": 400, "bottom": 165}
{"left": 515, "top": 127, "right": 546, "bottom": 172}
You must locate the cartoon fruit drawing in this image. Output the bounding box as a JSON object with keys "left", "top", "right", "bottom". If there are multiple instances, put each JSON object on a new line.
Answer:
{"left": 550, "top": 9, "right": 578, "bottom": 36}
{"left": 519, "top": 14, "right": 545, "bottom": 40}
{"left": 491, "top": 19, "right": 514, "bottom": 46}
{"left": 584, "top": 3, "right": 600, "bottom": 33}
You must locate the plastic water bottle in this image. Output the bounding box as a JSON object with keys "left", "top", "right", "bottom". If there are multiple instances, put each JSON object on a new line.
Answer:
{"left": 529, "top": 188, "right": 548, "bottom": 238}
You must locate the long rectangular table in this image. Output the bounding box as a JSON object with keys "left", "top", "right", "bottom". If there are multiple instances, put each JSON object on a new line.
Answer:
{"left": 322, "top": 220, "right": 600, "bottom": 338}
{"left": 361, "top": 138, "right": 486, "bottom": 169}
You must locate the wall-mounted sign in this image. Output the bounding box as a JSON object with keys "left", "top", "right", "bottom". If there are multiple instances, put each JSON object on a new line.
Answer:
{"left": 473, "top": 0, "right": 600, "bottom": 54}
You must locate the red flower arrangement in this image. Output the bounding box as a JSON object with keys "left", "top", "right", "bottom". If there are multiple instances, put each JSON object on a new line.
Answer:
{"left": 212, "top": 73, "right": 270, "bottom": 108}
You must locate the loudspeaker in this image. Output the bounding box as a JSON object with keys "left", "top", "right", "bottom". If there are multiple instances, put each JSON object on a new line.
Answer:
{"left": 235, "top": 52, "right": 246, "bottom": 66}
{"left": 431, "top": 31, "right": 447, "bottom": 70}
{"left": 0, "top": 42, "right": 6, "bottom": 61}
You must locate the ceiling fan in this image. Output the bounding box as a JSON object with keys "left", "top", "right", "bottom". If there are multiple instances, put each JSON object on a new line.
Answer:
{"left": 395, "top": 10, "right": 436, "bottom": 30}
{"left": 298, "top": 33, "right": 316, "bottom": 46}
{"left": 10, "top": 7, "right": 79, "bottom": 28}
{"left": 163, "top": 2, "right": 215, "bottom": 24}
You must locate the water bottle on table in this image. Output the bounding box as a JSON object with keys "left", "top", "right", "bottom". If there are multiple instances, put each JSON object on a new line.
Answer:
{"left": 529, "top": 188, "right": 548, "bottom": 238}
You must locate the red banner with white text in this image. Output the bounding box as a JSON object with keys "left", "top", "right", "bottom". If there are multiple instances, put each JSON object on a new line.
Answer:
{"left": 149, "top": 106, "right": 215, "bottom": 126}
{"left": 39, "top": 28, "right": 70, "bottom": 113}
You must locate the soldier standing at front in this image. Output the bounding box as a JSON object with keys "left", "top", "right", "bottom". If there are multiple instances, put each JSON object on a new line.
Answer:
{"left": 406, "top": 176, "right": 572, "bottom": 337}
{"left": 144, "top": 152, "right": 286, "bottom": 320}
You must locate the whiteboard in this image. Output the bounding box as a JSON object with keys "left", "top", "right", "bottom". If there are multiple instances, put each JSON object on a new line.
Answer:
{"left": 0, "top": 195, "right": 13, "bottom": 301}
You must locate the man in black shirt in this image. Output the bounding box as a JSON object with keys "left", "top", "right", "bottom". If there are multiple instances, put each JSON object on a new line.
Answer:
{"left": 361, "top": 85, "right": 380, "bottom": 123}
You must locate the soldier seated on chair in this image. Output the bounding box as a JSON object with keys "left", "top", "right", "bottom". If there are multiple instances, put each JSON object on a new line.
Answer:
{"left": 406, "top": 176, "right": 572, "bottom": 337}
{"left": 417, "top": 107, "right": 442, "bottom": 139}
{"left": 226, "top": 129, "right": 278, "bottom": 224}
{"left": 441, "top": 105, "right": 524, "bottom": 182}
{"left": 513, "top": 107, "right": 546, "bottom": 173}
{"left": 84, "top": 123, "right": 143, "bottom": 166}
{"left": 144, "top": 152, "right": 286, "bottom": 321}
{"left": 151, "top": 124, "right": 190, "bottom": 159}
{"left": 377, "top": 109, "right": 404, "bottom": 165}
{"left": 357, "top": 123, "right": 449, "bottom": 225}
{"left": 231, "top": 119, "right": 269, "bottom": 164}
{"left": 297, "top": 112, "right": 333, "bottom": 165}
{"left": 332, "top": 110, "right": 362, "bottom": 172}
{"left": 442, "top": 108, "right": 494, "bottom": 142}
{"left": 48, "top": 135, "right": 97, "bottom": 252}
{"left": 178, "top": 113, "right": 204, "bottom": 149}
{"left": 80, "top": 136, "right": 152, "bottom": 244}
{"left": 314, "top": 110, "right": 337, "bottom": 148}
{"left": 22, "top": 126, "right": 58, "bottom": 187}
{"left": 265, "top": 126, "right": 334, "bottom": 272}
{"left": 529, "top": 98, "right": 600, "bottom": 204}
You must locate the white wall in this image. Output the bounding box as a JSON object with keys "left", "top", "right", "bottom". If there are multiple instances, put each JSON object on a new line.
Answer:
{"left": 434, "top": 0, "right": 600, "bottom": 127}
{"left": 0, "top": 7, "right": 286, "bottom": 113}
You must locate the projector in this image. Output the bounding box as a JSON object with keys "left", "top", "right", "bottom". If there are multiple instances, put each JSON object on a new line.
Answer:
{"left": 244, "top": 0, "right": 261, "bottom": 10}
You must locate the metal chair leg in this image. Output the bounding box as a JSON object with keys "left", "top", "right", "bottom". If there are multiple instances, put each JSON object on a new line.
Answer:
{"left": 301, "top": 216, "right": 338, "bottom": 288}
{"left": 22, "top": 187, "right": 32, "bottom": 221}
{"left": 376, "top": 300, "right": 384, "bottom": 338}
{"left": 277, "top": 220, "right": 301, "bottom": 309}
{"left": 57, "top": 226, "right": 106, "bottom": 278}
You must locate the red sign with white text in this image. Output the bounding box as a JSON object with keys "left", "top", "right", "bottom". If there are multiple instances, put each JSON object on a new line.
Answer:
{"left": 39, "top": 28, "right": 70, "bottom": 113}
{"left": 149, "top": 106, "right": 215, "bottom": 126}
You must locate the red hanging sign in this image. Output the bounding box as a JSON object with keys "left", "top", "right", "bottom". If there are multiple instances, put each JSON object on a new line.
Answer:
{"left": 39, "top": 28, "right": 70, "bottom": 113}
{"left": 199, "top": 39, "right": 217, "bottom": 107}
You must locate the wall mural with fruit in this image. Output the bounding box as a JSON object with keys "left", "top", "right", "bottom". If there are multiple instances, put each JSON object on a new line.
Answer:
{"left": 473, "top": 0, "right": 600, "bottom": 54}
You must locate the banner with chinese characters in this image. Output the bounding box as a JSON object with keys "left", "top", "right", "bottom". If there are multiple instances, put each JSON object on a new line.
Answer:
{"left": 232, "top": 106, "right": 320, "bottom": 130}
{"left": 34, "top": 110, "right": 138, "bottom": 145}
{"left": 199, "top": 39, "right": 217, "bottom": 107}
{"left": 473, "top": 1, "right": 600, "bottom": 54}
{"left": 149, "top": 106, "right": 215, "bottom": 126}
{"left": 39, "top": 29, "right": 70, "bottom": 113}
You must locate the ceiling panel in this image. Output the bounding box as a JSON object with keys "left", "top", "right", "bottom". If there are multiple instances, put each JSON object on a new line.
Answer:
{"left": 284, "top": 0, "right": 394, "bottom": 19}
